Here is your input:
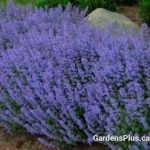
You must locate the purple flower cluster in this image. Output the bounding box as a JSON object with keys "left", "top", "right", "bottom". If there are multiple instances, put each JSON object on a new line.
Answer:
{"left": 0, "top": 2, "right": 150, "bottom": 149}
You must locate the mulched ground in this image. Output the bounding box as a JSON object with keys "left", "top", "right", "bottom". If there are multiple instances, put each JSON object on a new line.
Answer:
{"left": 0, "top": 5, "right": 142, "bottom": 150}
{"left": 0, "top": 128, "right": 108, "bottom": 150}
{"left": 119, "top": 5, "right": 142, "bottom": 25}
{"left": 0, "top": 127, "right": 50, "bottom": 150}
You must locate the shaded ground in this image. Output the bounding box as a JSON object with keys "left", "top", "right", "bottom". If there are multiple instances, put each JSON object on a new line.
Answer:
{"left": 0, "top": 127, "right": 50, "bottom": 150}
{"left": 119, "top": 5, "right": 142, "bottom": 25}
{"left": 0, "top": 128, "right": 108, "bottom": 150}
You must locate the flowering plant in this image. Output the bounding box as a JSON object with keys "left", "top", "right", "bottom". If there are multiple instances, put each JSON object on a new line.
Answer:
{"left": 0, "top": 2, "right": 150, "bottom": 149}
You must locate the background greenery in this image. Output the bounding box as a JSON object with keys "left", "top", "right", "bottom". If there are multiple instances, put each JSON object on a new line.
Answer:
{"left": 0, "top": 0, "right": 149, "bottom": 32}
{"left": 116, "top": 0, "right": 138, "bottom": 5}
{"left": 37, "top": 0, "right": 69, "bottom": 9}
{"left": 36, "top": 0, "right": 117, "bottom": 11}
{"left": 0, "top": 0, "right": 38, "bottom": 5}
{"left": 139, "top": 0, "right": 150, "bottom": 26}
{"left": 0, "top": 0, "right": 132, "bottom": 11}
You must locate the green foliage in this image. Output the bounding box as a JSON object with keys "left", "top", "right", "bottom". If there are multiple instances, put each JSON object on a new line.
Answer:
{"left": 11, "top": 123, "right": 25, "bottom": 134}
{"left": 0, "top": 100, "right": 24, "bottom": 135}
{"left": 0, "top": 0, "right": 38, "bottom": 5}
{"left": 0, "top": 102, "right": 6, "bottom": 110}
{"left": 75, "top": 105, "right": 85, "bottom": 119}
{"left": 15, "top": 0, "right": 38, "bottom": 5}
{"left": 9, "top": 100, "right": 21, "bottom": 113}
{"left": 0, "top": 100, "right": 21, "bottom": 113}
{"left": 71, "top": 0, "right": 117, "bottom": 12}
{"left": 113, "top": 107, "right": 150, "bottom": 149}
{"left": 37, "top": 0, "right": 69, "bottom": 8}
{"left": 139, "top": 0, "right": 150, "bottom": 26}
{"left": 47, "top": 117, "right": 56, "bottom": 126}
{"left": 36, "top": 0, "right": 117, "bottom": 12}
{"left": 115, "top": 0, "right": 138, "bottom": 5}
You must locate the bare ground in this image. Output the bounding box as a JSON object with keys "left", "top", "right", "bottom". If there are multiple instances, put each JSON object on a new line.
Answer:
{"left": 0, "top": 128, "right": 108, "bottom": 150}
{"left": 119, "top": 5, "right": 142, "bottom": 25}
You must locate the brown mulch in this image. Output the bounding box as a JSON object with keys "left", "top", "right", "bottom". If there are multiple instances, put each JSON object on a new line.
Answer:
{"left": 0, "top": 128, "right": 108, "bottom": 150}
{"left": 118, "top": 5, "right": 142, "bottom": 26}
{"left": 0, "top": 127, "right": 51, "bottom": 150}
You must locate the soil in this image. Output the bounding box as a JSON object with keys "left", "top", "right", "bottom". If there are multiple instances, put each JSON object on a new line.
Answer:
{"left": 0, "top": 127, "right": 50, "bottom": 150}
{"left": 118, "top": 5, "right": 142, "bottom": 25}
{"left": 0, "top": 128, "right": 108, "bottom": 150}
{"left": 0, "top": 5, "right": 142, "bottom": 150}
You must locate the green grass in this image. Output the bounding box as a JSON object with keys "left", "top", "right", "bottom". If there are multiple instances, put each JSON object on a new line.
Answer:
{"left": 0, "top": 0, "right": 38, "bottom": 5}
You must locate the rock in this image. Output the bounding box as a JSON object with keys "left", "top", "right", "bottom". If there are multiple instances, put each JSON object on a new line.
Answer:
{"left": 87, "top": 8, "right": 140, "bottom": 31}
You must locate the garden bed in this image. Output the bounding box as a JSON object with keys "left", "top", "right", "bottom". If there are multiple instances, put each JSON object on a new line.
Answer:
{"left": 119, "top": 5, "right": 141, "bottom": 25}
{"left": 0, "top": 1, "right": 149, "bottom": 150}
{"left": 0, "top": 128, "right": 108, "bottom": 150}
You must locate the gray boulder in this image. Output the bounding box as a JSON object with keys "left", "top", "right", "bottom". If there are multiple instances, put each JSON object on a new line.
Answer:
{"left": 87, "top": 8, "right": 140, "bottom": 31}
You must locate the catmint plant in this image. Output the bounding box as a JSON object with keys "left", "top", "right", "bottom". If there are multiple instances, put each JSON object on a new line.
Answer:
{"left": 0, "top": 2, "right": 150, "bottom": 149}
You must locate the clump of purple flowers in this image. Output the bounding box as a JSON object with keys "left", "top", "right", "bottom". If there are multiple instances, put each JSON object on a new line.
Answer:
{"left": 0, "top": 2, "right": 150, "bottom": 149}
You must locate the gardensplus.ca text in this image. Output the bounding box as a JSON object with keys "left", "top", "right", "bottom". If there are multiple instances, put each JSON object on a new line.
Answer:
{"left": 93, "top": 135, "right": 150, "bottom": 142}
